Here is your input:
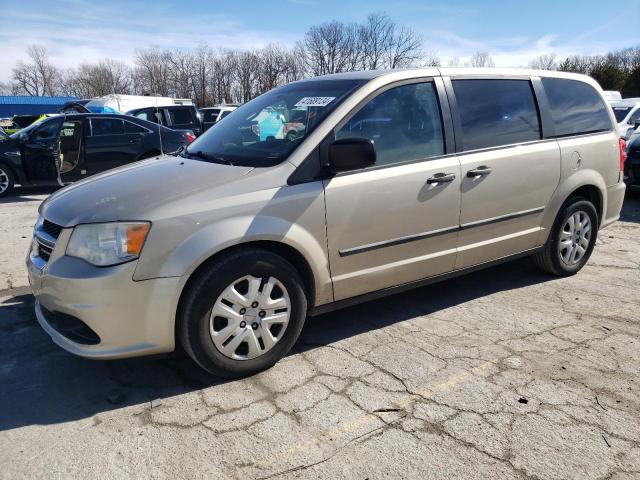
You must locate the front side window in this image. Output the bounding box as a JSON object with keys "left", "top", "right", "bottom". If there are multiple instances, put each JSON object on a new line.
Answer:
{"left": 452, "top": 79, "right": 541, "bottom": 151}
{"left": 185, "top": 79, "right": 365, "bottom": 167}
{"left": 28, "top": 118, "right": 62, "bottom": 142}
{"left": 542, "top": 78, "right": 612, "bottom": 137}
{"left": 135, "top": 109, "right": 164, "bottom": 125}
{"left": 336, "top": 82, "right": 444, "bottom": 167}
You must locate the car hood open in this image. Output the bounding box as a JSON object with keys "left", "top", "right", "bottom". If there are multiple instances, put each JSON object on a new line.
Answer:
{"left": 40, "top": 156, "right": 255, "bottom": 227}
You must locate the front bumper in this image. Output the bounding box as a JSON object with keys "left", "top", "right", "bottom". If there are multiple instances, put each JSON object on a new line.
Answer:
{"left": 27, "top": 242, "right": 183, "bottom": 359}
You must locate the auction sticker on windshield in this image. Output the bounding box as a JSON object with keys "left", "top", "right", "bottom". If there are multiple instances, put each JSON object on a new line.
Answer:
{"left": 294, "top": 97, "right": 335, "bottom": 107}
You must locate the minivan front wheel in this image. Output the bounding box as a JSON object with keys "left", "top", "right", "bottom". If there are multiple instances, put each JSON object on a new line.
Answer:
{"left": 178, "top": 248, "right": 308, "bottom": 378}
{"left": 534, "top": 197, "right": 598, "bottom": 276}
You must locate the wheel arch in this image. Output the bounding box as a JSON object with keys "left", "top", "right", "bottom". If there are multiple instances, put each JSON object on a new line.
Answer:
{"left": 174, "top": 240, "right": 318, "bottom": 347}
{"left": 538, "top": 171, "right": 607, "bottom": 245}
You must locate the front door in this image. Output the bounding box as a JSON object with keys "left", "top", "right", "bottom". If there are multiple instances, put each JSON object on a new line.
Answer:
{"left": 324, "top": 80, "right": 462, "bottom": 300}
{"left": 21, "top": 117, "right": 63, "bottom": 185}
{"left": 447, "top": 78, "right": 561, "bottom": 269}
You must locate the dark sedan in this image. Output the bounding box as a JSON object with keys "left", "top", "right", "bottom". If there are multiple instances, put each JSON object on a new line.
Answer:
{"left": 626, "top": 136, "right": 640, "bottom": 186}
{"left": 0, "top": 113, "right": 192, "bottom": 197}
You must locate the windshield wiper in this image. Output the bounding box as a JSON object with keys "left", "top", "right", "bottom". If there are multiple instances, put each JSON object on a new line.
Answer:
{"left": 184, "top": 150, "right": 233, "bottom": 166}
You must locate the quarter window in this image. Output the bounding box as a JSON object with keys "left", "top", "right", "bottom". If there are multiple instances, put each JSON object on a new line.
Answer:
{"left": 336, "top": 82, "right": 444, "bottom": 167}
{"left": 168, "top": 108, "right": 194, "bottom": 125}
{"left": 124, "top": 121, "right": 147, "bottom": 134}
{"left": 452, "top": 79, "right": 541, "bottom": 151}
{"left": 542, "top": 78, "right": 611, "bottom": 137}
{"left": 91, "top": 118, "right": 124, "bottom": 136}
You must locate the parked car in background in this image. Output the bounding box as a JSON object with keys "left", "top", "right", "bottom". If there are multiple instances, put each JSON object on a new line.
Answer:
{"left": 0, "top": 113, "right": 191, "bottom": 196}
{"left": 609, "top": 99, "right": 640, "bottom": 139}
{"left": 603, "top": 90, "right": 622, "bottom": 101}
{"left": 200, "top": 105, "right": 237, "bottom": 131}
{"left": 85, "top": 94, "right": 193, "bottom": 114}
{"left": 27, "top": 68, "right": 625, "bottom": 378}
{"left": 127, "top": 105, "right": 203, "bottom": 136}
{"left": 625, "top": 134, "right": 640, "bottom": 186}
{"left": 2, "top": 114, "right": 50, "bottom": 134}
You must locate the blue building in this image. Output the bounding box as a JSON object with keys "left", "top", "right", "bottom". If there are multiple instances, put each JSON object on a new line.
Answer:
{"left": 0, "top": 96, "right": 77, "bottom": 117}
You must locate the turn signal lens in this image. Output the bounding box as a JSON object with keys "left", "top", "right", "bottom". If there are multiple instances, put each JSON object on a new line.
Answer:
{"left": 124, "top": 223, "right": 150, "bottom": 255}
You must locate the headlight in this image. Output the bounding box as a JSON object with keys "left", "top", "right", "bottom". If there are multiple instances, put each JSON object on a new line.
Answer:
{"left": 66, "top": 222, "right": 151, "bottom": 266}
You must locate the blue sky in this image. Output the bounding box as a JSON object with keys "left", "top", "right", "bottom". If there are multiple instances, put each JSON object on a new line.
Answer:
{"left": 0, "top": 0, "right": 638, "bottom": 82}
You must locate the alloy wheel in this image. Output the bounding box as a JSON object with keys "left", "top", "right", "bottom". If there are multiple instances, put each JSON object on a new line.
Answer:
{"left": 557, "top": 210, "right": 592, "bottom": 266}
{"left": 0, "top": 167, "right": 8, "bottom": 194}
{"left": 209, "top": 275, "right": 291, "bottom": 360}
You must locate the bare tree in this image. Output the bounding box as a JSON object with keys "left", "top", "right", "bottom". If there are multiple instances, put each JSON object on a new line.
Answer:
{"left": 302, "top": 20, "right": 360, "bottom": 75}
{"left": 467, "top": 51, "right": 495, "bottom": 68}
{"left": 134, "top": 47, "right": 171, "bottom": 96}
{"left": 529, "top": 53, "right": 557, "bottom": 70}
{"left": 11, "top": 45, "right": 60, "bottom": 96}
{"left": 62, "top": 59, "right": 132, "bottom": 97}
{"left": 359, "top": 12, "right": 394, "bottom": 70}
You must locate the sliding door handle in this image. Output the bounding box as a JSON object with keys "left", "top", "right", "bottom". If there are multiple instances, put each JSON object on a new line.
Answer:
{"left": 466, "top": 166, "right": 492, "bottom": 177}
{"left": 427, "top": 172, "right": 456, "bottom": 184}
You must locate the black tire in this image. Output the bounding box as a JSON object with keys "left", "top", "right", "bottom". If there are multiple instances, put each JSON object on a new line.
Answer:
{"left": 533, "top": 197, "right": 598, "bottom": 276}
{"left": 178, "top": 248, "right": 308, "bottom": 378}
{"left": 0, "top": 162, "right": 15, "bottom": 198}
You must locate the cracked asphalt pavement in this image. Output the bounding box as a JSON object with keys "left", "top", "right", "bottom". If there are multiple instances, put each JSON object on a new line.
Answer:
{"left": 1, "top": 187, "right": 639, "bottom": 480}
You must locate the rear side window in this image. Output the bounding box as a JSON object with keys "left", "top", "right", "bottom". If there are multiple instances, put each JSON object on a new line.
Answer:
{"left": 336, "top": 82, "right": 444, "bottom": 167}
{"left": 203, "top": 109, "right": 220, "bottom": 122}
{"left": 612, "top": 107, "right": 632, "bottom": 123}
{"left": 542, "top": 78, "right": 611, "bottom": 137}
{"left": 168, "top": 108, "right": 194, "bottom": 125}
{"left": 91, "top": 118, "right": 124, "bottom": 136}
{"left": 452, "top": 79, "right": 541, "bottom": 151}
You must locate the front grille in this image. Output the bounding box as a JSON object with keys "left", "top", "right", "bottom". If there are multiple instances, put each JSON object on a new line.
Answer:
{"left": 41, "top": 220, "right": 63, "bottom": 239}
{"left": 37, "top": 242, "right": 53, "bottom": 261}
{"left": 32, "top": 217, "right": 62, "bottom": 266}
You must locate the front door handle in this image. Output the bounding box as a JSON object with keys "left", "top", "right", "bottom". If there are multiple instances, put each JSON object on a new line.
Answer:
{"left": 129, "top": 138, "right": 141, "bottom": 144}
{"left": 466, "top": 166, "right": 492, "bottom": 178}
{"left": 427, "top": 172, "right": 456, "bottom": 184}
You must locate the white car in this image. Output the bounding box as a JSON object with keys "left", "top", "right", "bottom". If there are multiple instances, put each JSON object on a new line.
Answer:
{"left": 609, "top": 99, "right": 640, "bottom": 139}
{"left": 200, "top": 105, "right": 238, "bottom": 131}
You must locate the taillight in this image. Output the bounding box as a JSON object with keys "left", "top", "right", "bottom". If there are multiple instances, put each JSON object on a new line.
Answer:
{"left": 185, "top": 132, "right": 196, "bottom": 143}
{"left": 619, "top": 138, "right": 627, "bottom": 171}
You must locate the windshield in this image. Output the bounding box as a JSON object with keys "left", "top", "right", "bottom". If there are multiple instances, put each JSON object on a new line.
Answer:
{"left": 613, "top": 107, "right": 632, "bottom": 122}
{"left": 184, "top": 79, "right": 365, "bottom": 167}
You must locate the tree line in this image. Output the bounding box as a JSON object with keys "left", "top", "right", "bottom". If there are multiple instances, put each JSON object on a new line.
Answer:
{"left": 2, "top": 12, "right": 639, "bottom": 107}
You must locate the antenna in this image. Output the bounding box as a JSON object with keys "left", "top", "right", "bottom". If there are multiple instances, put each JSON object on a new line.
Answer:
{"left": 156, "top": 94, "right": 164, "bottom": 156}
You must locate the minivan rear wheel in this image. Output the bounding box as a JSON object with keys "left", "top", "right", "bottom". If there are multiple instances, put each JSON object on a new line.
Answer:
{"left": 178, "top": 248, "right": 308, "bottom": 378}
{"left": 533, "top": 197, "right": 598, "bottom": 276}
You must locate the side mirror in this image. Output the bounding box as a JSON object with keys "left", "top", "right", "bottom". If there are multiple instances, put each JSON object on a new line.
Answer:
{"left": 633, "top": 119, "right": 640, "bottom": 129}
{"left": 328, "top": 137, "right": 376, "bottom": 172}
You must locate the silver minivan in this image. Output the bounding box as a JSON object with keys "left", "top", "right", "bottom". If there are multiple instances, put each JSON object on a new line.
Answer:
{"left": 27, "top": 68, "right": 627, "bottom": 377}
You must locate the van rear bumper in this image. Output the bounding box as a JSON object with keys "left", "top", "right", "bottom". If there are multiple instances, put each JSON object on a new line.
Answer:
{"left": 602, "top": 181, "right": 626, "bottom": 229}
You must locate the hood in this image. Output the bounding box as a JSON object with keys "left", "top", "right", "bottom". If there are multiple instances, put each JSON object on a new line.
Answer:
{"left": 0, "top": 136, "right": 19, "bottom": 152}
{"left": 40, "top": 156, "right": 255, "bottom": 227}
